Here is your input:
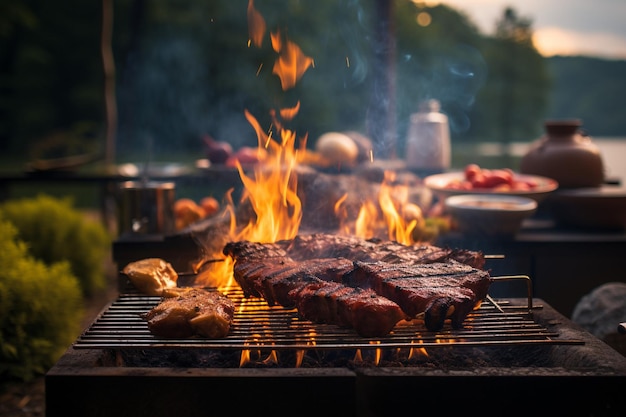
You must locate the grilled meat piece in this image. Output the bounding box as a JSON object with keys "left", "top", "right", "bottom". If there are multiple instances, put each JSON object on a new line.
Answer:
{"left": 223, "top": 235, "right": 492, "bottom": 334}
{"left": 224, "top": 241, "right": 406, "bottom": 336}
{"left": 290, "top": 280, "right": 407, "bottom": 337}
{"left": 225, "top": 234, "right": 485, "bottom": 269}
{"left": 278, "top": 233, "right": 486, "bottom": 269}
{"left": 223, "top": 239, "right": 289, "bottom": 261}
{"left": 142, "top": 288, "right": 235, "bottom": 338}
{"left": 344, "top": 260, "right": 492, "bottom": 331}
{"left": 122, "top": 258, "right": 179, "bottom": 296}
{"left": 229, "top": 255, "right": 354, "bottom": 307}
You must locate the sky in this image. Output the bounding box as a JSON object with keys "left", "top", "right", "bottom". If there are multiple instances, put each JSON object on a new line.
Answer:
{"left": 427, "top": 0, "right": 626, "bottom": 60}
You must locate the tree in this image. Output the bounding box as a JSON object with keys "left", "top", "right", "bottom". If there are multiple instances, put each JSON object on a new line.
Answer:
{"left": 469, "top": 7, "right": 550, "bottom": 149}
{"left": 393, "top": 2, "right": 486, "bottom": 153}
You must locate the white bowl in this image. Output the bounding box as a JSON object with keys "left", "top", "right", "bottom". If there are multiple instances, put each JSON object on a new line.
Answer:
{"left": 424, "top": 172, "right": 558, "bottom": 203}
{"left": 444, "top": 194, "right": 538, "bottom": 238}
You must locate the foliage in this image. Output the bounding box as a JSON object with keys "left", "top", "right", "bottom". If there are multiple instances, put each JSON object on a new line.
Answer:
{"left": 470, "top": 36, "right": 550, "bottom": 144}
{"left": 547, "top": 56, "right": 626, "bottom": 136}
{"left": 0, "top": 218, "right": 83, "bottom": 382}
{"left": 0, "top": 0, "right": 110, "bottom": 155}
{"left": 467, "top": 8, "right": 550, "bottom": 144}
{"left": 2, "top": 0, "right": 624, "bottom": 164}
{"left": 0, "top": 194, "right": 111, "bottom": 297}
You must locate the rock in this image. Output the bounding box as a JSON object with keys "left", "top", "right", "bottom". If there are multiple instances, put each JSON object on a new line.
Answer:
{"left": 571, "top": 282, "right": 626, "bottom": 340}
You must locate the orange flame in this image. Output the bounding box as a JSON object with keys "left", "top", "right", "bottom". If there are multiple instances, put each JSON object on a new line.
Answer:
{"left": 247, "top": 0, "right": 266, "bottom": 47}
{"left": 355, "top": 200, "right": 378, "bottom": 239}
{"left": 270, "top": 30, "right": 314, "bottom": 90}
{"left": 378, "top": 171, "right": 417, "bottom": 245}
{"left": 337, "top": 170, "right": 424, "bottom": 245}
{"left": 232, "top": 110, "right": 302, "bottom": 244}
{"left": 279, "top": 100, "right": 300, "bottom": 121}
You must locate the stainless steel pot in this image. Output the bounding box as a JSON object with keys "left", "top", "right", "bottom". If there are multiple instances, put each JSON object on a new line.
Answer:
{"left": 118, "top": 181, "right": 176, "bottom": 235}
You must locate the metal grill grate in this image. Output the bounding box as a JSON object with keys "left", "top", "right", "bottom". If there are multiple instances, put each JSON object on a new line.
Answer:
{"left": 74, "top": 285, "right": 583, "bottom": 351}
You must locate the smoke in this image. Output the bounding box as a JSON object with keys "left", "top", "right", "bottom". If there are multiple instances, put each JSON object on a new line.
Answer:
{"left": 117, "top": 34, "right": 214, "bottom": 156}
{"left": 396, "top": 43, "right": 487, "bottom": 147}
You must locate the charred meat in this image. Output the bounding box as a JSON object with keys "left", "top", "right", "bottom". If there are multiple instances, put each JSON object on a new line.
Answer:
{"left": 290, "top": 280, "right": 407, "bottom": 338}
{"left": 141, "top": 288, "right": 235, "bottom": 338}
{"left": 224, "top": 241, "right": 354, "bottom": 306}
{"left": 344, "top": 260, "right": 492, "bottom": 331}
{"left": 223, "top": 234, "right": 492, "bottom": 335}
{"left": 277, "top": 233, "right": 486, "bottom": 270}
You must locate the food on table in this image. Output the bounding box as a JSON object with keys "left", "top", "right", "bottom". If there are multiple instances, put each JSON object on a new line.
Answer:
{"left": 315, "top": 132, "right": 360, "bottom": 167}
{"left": 200, "top": 196, "right": 220, "bottom": 217}
{"left": 173, "top": 196, "right": 221, "bottom": 230}
{"left": 174, "top": 198, "right": 206, "bottom": 230}
{"left": 203, "top": 135, "right": 233, "bottom": 164}
{"left": 223, "top": 233, "right": 491, "bottom": 335}
{"left": 225, "top": 146, "right": 268, "bottom": 167}
{"left": 444, "top": 163, "right": 539, "bottom": 191}
{"left": 142, "top": 288, "right": 235, "bottom": 338}
{"left": 122, "top": 258, "right": 178, "bottom": 296}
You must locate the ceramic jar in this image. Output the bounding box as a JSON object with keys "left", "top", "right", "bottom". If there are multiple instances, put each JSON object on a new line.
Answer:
{"left": 520, "top": 119, "right": 605, "bottom": 188}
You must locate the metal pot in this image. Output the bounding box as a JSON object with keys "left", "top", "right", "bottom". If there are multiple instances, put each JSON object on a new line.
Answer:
{"left": 118, "top": 181, "right": 176, "bottom": 235}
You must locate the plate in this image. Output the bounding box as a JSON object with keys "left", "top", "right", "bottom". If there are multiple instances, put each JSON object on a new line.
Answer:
{"left": 424, "top": 171, "right": 558, "bottom": 203}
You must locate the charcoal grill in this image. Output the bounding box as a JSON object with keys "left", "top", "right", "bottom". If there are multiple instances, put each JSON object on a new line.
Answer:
{"left": 47, "top": 274, "right": 626, "bottom": 417}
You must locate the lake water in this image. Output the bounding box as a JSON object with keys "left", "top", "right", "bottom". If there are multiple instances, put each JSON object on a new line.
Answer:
{"left": 472, "top": 137, "right": 626, "bottom": 184}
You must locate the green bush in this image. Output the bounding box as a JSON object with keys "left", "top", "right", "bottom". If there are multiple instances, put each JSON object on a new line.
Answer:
{"left": 0, "top": 194, "right": 111, "bottom": 297}
{"left": 0, "top": 218, "right": 84, "bottom": 382}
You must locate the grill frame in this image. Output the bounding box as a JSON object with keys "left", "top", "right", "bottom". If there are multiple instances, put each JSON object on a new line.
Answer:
{"left": 49, "top": 294, "right": 626, "bottom": 417}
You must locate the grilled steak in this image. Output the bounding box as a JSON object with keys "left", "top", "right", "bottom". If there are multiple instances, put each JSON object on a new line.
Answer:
{"left": 232, "top": 257, "right": 354, "bottom": 308}
{"left": 224, "top": 241, "right": 355, "bottom": 306}
{"left": 223, "top": 234, "right": 492, "bottom": 335}
{"left": 277, "top": 233, "right": 486, "bottom": 270}
{"left": 142, "top": 288, "right": 235, "bottom": 338}
{"left": 344, "top": 260, "right": 492, "bottom": 331}
{"left": 290, "top": 280, "right": 407, "bottom": 337}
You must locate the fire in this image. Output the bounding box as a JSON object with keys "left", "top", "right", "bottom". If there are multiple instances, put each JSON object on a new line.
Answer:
{"left": 247, "top": 0, "right": 266, "bottom": 48}
{"left": 197, "top": 4, "right": 436, "bottom": 367}
{"left": 270, "top": 30, "right": 314, "bottom": 90}
{"left": 200, "top": 3, "right": 433, "bottom": 292}
{"left": 234, "top": 109, "right": 302, "bottom": 244}
{"left": 198, "top": 4, "right": 312, "bottom": 290}
{"left": 408, "top": 340, "right": 429, "bottom": 359}
{"left": 336, "top": 170, "right": 425, "bottom": 245}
